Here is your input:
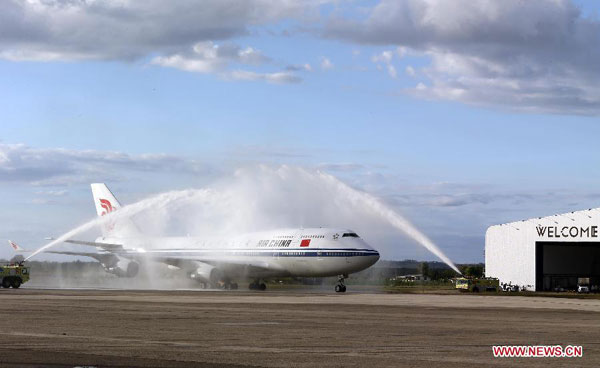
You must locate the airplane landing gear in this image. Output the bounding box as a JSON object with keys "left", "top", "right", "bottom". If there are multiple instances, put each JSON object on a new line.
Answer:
{"left": 335, "top": 274, "right": 347, "bottom": 293}
{"left": 249, "top": 280, "right": 266, "bottom": 291}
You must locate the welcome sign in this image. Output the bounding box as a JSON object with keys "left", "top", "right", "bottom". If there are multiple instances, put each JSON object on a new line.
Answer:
{"left": 536, "top": 226, "right": 599, "bottom": 238}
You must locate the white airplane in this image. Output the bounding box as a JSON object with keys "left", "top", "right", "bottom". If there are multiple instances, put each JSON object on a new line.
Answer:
{"left": 13, "top": 183, "right": 380, "bottom": 292}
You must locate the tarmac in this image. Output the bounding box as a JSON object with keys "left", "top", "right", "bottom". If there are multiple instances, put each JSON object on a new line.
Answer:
{"left": 0, "top": 288, "right": 598, "bottom": 367}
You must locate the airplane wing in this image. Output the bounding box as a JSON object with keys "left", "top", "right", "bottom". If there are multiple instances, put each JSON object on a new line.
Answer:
{"left": 57, "top": 239, "right": 279, "bottom": 272}
{"left": 8, "top": 240, "right": 120, "bottom": 264}
{"left": 10, "top": 239, "right": 122, "bottom": 253}
{"left": 61, "top": 239, "right": 124, "bottom": 251}
{"left": 45, "top": 250, "right": 118, "bottom": 264}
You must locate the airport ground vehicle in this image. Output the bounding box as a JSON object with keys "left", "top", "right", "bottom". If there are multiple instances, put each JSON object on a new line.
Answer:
{"left": 455, "top": 277, "right": 499, "bottom": 292}
{"left": 500, "top": 282, "right": 522, "bottom": 292}
{"left": 0, "top": 264, "right": 30, "bottom": 289}
{"left": 578, "top": 285, "right": 590, "bottom": 293}
{"left": 577, "top": 277, "right": 590, "bottom": 293}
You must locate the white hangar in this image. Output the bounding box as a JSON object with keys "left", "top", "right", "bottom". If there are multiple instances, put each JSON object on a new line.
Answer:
{"left": 485, "top": 208, "right": 600, "bottom": 291}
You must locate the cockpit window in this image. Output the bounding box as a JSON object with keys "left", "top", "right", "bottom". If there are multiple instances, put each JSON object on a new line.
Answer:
{"left": 342, "top": 233, "right": 359, "bottom": 238}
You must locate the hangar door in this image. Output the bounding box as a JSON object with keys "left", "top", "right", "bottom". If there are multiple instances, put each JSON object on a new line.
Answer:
{"left": 536, "top": 242, "right": 600, "bottom": 291}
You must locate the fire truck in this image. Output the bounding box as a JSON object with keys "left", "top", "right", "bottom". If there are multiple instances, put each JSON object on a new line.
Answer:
{"left": 0, "top": 263, "right": 30, "bottom": 289}
{"left": 455, "top": 277, "right": 499, "bottom": 292}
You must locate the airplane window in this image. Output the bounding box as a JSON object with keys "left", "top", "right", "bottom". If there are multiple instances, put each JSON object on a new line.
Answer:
{"left": 342, "top": 233, "right": 359, "bottom": 238}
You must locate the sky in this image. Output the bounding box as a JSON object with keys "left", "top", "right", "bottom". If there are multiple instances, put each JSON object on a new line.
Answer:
{"left": 1, "top": 0, "right": 600, "bottom": 263}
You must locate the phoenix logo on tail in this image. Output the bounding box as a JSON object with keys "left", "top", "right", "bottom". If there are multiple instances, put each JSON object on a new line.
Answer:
{"left": 8, "top": 240, "right": 22, "bottom": 251}
{"left": 99, "top": 199, "right": 114, "bottom": 216}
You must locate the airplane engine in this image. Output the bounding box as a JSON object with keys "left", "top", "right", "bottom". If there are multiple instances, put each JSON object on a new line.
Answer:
{"left": 103, "top": 257, "right": 139, "bottom": 278}
{"left": 190, "top": 262, "right": 222, "bottom": 284}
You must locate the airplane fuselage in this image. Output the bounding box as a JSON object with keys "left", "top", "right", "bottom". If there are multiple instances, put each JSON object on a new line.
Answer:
{"left": 98, "top": 227, "right": 380, "bottom": 279}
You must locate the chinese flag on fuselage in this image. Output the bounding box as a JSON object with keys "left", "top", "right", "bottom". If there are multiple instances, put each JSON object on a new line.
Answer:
{"left": 300, "top": 239, "right": 311, "bottom": 247}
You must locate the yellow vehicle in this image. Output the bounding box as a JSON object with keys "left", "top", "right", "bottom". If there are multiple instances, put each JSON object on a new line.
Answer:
{"left": 455, "top": 277, "right": 499, "bottom": 292}
{"left": 0, "top": 264, "right": 30, "bottom": 289}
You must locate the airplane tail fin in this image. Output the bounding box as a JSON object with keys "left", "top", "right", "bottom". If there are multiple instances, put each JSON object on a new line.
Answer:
{"left": 91, "top": 183, "right": 139, "bottom": 237}
{"left": 91, "top": 183, "right": 121, "bottom": 216}
{"left": 8, "top": 240, "right": 29, "bottom": 253}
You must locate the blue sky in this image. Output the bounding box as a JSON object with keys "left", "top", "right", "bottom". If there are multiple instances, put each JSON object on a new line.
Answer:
{"left": 1, "top": 0, "right": 600, "bottom": 263}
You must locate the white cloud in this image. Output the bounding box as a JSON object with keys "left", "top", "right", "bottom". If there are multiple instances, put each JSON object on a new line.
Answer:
{"left": 151, "top": 41, "right": 301, "bottom": 83}
{"left": 320, "top": 57, "right": 334, "bottom": 70}
{"left": 326, "top": 0, "right": 600, "bottom": 115}
{"left": 226, "top": 70, "right": 302, "bottom": 84}
{"left": 35, "top": 190, "right": 68, "bottom": 197}
{"left": 371, "top": 50, "right": 393, "bottom": 64}
{"left": 152, "top": 41, "right": 258, "bottom": 73}
{"left": 0, "top": 0, "right": 312, "bottom": 61}
{"left": 152, "top": 53, "right": 220, "bottom": 74}
{"left": 0, "top": 0, "right": 313, "bottom": 84}
{"left": 0, "top": 143, "right": 212, "bottom": 185}
{"left": 31, "top": 198, "right": 55, "bottom": 205}
{"left": 387, "top": 65, "right": 397, "bottom": 78}
{"left": 0, "top": 49, "right": 97, "bottom": 62}
{"left": 0, "top": 150, "right": 9, "bottom": 164}
{"left": 396, "top": 47, "right": 408, "bottom": 58}
{"left": 371, "top": 50, "right": 397, "bottom": 78}
{"left": 317, "top": 163, "right": 365, "bottom": 172}
{"left": 237, "top": 46, "right": 269, "bottom": 65}
{"left": 285, "top": 63, "right": 312, "bottom": 72}
{"left": 2, "top": 0, "right": 599, "bottom": 112}
{"left": 153, "top": 41, "right": 271, "bottom": 72}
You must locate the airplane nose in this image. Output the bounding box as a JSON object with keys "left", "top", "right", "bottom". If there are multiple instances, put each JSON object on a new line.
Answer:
{"left": 367, "top": 250, "right": 380, "bottom": 267}
{"left": 365, "top": 242, "right": 379, "bottom": 258}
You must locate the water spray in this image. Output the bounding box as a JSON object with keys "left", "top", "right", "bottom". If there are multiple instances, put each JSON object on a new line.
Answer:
{"left": 25, "top": 189, "right": 207, "bottom": 261}
{"left": 317, "top": 171, "right": 462, "bottom": 274}
{"left": 26, "top": 166, "right": 461, "bottom": 275}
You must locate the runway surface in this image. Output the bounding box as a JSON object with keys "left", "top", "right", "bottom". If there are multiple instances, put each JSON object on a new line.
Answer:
{"left": 0, "top": 289, "right": 598, "bottom": 367}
